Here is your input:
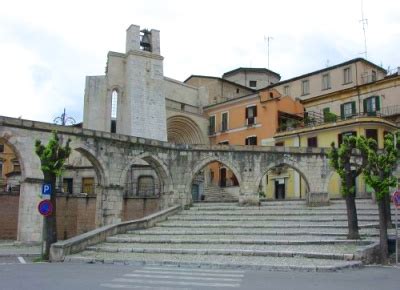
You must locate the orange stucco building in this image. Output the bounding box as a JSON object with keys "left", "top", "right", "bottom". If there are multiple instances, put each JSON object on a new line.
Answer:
{"left": 205, "top": 89, "right": 304, "bottom": 146}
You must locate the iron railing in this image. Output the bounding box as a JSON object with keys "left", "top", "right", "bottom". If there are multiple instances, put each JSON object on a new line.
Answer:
{"left": 277, "top": 110, "right": 391, "bottom": 133}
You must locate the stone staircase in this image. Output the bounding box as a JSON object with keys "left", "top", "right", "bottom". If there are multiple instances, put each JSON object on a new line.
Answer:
{"left": 66, "top": 199, "right": 394, "bottom": 271}
{"left": 203, "top": 185, "right": 238, "bottom": 202}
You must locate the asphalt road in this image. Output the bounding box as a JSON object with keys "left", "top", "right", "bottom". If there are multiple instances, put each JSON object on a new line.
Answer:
{"left": 0, "top": 260, "right": 399, "bottom": 290}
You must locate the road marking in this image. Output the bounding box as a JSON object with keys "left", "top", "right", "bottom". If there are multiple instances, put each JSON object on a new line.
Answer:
{"left": 143, "top": 266, "right": 245, "bottom": 274}
{"left": 135, "top": 270, "right": 244, "bottom": 278}
{"left": 113, "top": 278, "right": 240, "bottom": 288}
{"left": 124, "top": 273, "right": 242, "bottom": 282}
{"left": 17, "top": 257, "right": 26, "bottom": 264}
{"left": 100, "top": 284, "right": 190, "bottom": 289}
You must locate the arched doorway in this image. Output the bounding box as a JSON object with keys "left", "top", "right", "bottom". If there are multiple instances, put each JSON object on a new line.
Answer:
{"left": 258, "top": 164, "right": 309, "bottom": 200}
{"left": 188, "top": 159, "right": 241, "bottom": 202}
{"left": 167, "top": 115, "right": 206, "bottom": 144}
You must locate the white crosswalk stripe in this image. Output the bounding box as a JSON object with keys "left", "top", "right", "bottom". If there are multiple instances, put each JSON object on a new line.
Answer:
{"left": 100, "top": 266, "right": 244, "bottom": 289}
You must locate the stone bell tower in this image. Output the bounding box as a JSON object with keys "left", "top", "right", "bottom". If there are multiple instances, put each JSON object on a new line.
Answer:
{"left": 84, "top": 25, "right": 167, "bottom": 141}
{"left": 121, "top": 25, "right": 167, "bottom": 141}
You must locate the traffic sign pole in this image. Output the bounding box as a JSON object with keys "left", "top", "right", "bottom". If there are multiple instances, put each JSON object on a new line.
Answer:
{"left": 396, "top": 206, "right": 398, "bottom": 265}
{"left": 392, "top": 190, "right": 400, "bottom": 266}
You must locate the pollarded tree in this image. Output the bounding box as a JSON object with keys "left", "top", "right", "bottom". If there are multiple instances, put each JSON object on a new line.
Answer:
{"left": 329, "top": 136, "right": 366, "bottom": 239}
{"left": 35, "top": 131, "right": 71, "bottom": 260}
{"left": 357, "top": 132, "right": 399, "bottom": 264}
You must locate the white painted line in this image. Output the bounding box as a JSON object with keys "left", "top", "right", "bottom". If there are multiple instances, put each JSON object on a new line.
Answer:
{"left": 100, "top": 283, "right": 190, "bottom": 289}
{"left": 113, "top": 278, "right": 240, "bottom": 288}
{"left": 143, "top": 266, "right": 245, "bottom": 274}
{"left": 17, "top": 257, "right": 26, "bottom": 264}
{"left": 135, "top": 270, "right": 244, "bottom": 278}
{"left": 124, "top": 273, "right": 242, "bottom": 282}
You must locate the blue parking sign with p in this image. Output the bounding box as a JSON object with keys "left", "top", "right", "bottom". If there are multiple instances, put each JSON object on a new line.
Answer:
{"left": 42, "top": 183, "right": 52, "bottom": 195}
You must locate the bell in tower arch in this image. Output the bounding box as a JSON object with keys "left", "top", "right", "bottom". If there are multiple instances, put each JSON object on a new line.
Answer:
{"left": 140, "top": 29, "right": 151, "bottom": 52}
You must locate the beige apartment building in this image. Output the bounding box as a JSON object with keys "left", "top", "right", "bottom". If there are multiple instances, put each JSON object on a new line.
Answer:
{"left": 268, "top": 58, "right": 387, "bottom": 103}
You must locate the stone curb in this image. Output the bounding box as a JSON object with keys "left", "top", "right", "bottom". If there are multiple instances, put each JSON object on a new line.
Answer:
{"left": 106, "top": 237, "right": 373, "bottom": 246}
{"left": 63, "top": 256, "right": 363, "bottom": 272}
{"left": 85, "top": 246, "right": 357, "bottom": 261}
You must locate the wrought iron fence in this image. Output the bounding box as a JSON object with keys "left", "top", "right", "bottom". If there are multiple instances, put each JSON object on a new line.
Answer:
{"left": 277, "top": 110, "right": 391, "bottom": 133}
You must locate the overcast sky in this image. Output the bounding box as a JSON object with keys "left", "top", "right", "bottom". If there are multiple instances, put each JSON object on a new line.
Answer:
{"left": 1, "top": 0, "right": 399, "bottom": 123}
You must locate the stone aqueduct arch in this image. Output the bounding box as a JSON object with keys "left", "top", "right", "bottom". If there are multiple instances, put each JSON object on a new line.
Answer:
{"left": 0, "top": 116, "right": 333, "bottom": 242}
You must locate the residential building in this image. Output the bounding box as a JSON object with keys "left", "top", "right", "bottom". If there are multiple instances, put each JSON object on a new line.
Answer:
{"left": 273, "top": 68, "right": 400, "bottom": 198}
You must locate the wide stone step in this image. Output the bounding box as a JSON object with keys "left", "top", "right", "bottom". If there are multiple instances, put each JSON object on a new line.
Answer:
{"left": 66, "top": 251, "right": 362, "bottom": 271}
{"left": 106, "top": 235, "right": 373, "bottom": 245}
{"left": 189, "top": 205, "right": 390, "bottom": 211}
{"left": 126, "top": 227, "right": 381, "bottom": 237}
{"left": 180, "top": 209, "right": 382, "bottom": 215}
{"left": 168, "top": 216, "right": 381, "bottom": 222}
{"left": 85, "top": 242, "right": 365, "bottom": 261}
{"left": 158, "top": 220, "right": 379, "bottom": 228}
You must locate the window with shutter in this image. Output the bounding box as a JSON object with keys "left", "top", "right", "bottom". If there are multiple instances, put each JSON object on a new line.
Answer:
{"left": 246, "top": 106, "right": 257, "bottom": 125}
{"left": 363, "top": 96, "right": 380, "bottom": 116}
{"left": 209, "top": 116, "right": 216, "bottom": 135}
{"left": 341, "top": 102, "right": 356, "bottom": 119}
{"left": 221, "top": 112, "right": 228, "bottom": 131}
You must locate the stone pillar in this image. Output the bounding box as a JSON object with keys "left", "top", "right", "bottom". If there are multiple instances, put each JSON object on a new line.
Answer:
{"left": 150, "top": 29, "right": 160, "bottom": 54}
{"left": 17, "top": 178, "right": 43, "bottom": 243}
{"left": 239, "top": 177, "right": 260, "bottom": 206}
{"left": 126, "top": 25, "right": 140, "bottom": 53}
{"left": 307, "top": 192, "right": 330, "bottom": 207}
{"left": 100, "top": 186, "right": 124, "bottom": 225}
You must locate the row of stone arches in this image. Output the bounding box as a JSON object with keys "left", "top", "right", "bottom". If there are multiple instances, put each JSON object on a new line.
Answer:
{"left": 1, "top": 130, "right": 345, "bottom": 243}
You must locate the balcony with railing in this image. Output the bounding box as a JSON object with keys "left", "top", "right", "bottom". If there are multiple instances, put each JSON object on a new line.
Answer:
{"left": 277, "top": 109, "right": 396, "bottom": 133}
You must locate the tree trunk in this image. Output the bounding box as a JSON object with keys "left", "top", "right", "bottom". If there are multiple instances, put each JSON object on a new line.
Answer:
{"left": 377, "top": 198, "right": 389, "bottom": 264}
{"left": 43, "top": 173, "right": 57, "bottom": 260}
{"left": 345, "top": 191, "right": 360, "bottom": 239}
{"left": 385, "top": 194, "right": 392, "bottom": 228}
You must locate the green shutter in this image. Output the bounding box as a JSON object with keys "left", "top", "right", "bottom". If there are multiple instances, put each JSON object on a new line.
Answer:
{"left": 323, "top": 107, "right": 330, "bottom": 115}
{"left": 351, "top": 102, "right": 356, "bottom": 115}
{"left": 375, "top": 96, "right": 380, "bottom": 111}
{"left": 363, "top": 99, "right": 368, "bottom": 114}
{"left": 340, "top": 104, "right": 344, "bottom": 119}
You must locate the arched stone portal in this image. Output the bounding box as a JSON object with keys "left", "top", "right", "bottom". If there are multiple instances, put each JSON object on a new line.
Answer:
{"left": 258, "top": 163, "right": 310, "bottom": 200}
{"left": 167, "top": 116, "right": 206, "bottom": 144}
{"left": 0, "top": 132, "right": 43, "bottom": 243}
{"left": 186, "top": 156, "right": 242, "bottom": 203}
{"left": 119, "top": 153, "right": 174, "bottom": 221}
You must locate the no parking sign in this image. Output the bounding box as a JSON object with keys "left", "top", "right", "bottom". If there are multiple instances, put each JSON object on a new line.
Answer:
{"left": 38, "top": 200, "right": 53, "bottom": 217}
{"left": 393, "top": 190, "right": 400, "bottom": 208}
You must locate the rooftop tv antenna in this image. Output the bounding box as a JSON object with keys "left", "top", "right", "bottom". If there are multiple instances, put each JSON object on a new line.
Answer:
{"left": 359, "top": 0, "right": 368, "bottom": 59}
{"left": 264, "top": 36, "right": 274, "bottom": 69}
